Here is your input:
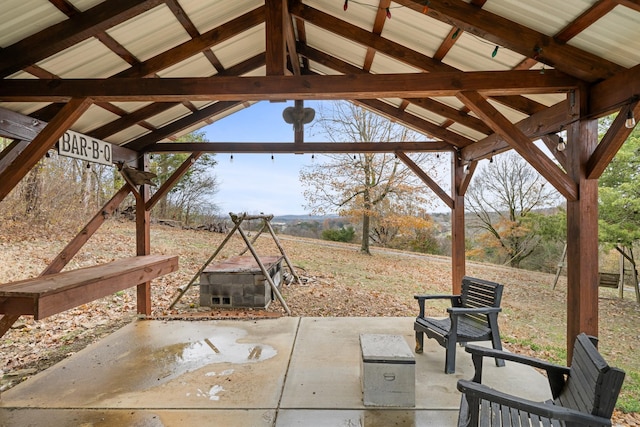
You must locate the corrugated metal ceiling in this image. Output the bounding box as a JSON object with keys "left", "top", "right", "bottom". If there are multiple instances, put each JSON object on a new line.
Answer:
{"left": 0, "top": 0, "right": 638, "bottom": 149}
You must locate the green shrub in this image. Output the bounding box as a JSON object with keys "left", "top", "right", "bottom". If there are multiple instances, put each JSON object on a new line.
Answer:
{"left": 322, "top": 226, "right": 355, "bottom": 242}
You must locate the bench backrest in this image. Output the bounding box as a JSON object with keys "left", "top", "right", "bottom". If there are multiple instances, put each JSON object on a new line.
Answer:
{"left": 555, "top": 333, "right": 625, "bottom": 418}
{"left": 460, "top": 276, "right": 503, "bottom": 325}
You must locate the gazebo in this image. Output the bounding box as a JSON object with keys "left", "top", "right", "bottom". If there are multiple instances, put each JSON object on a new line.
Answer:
{"left": 1, "top": 0, "right": 639, "bottom": 361}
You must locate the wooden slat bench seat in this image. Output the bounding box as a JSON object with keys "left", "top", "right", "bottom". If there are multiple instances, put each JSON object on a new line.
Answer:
{"left": 457, "top": 333, "right": 626, "bottom": 427}
{"left": 414, "top": 276, "right": 505, "bottom": 374}
{"left": 0, "top": 255, "right": 178, "bottom": 320}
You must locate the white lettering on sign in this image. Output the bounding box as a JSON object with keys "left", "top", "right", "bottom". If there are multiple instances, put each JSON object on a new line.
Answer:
{"left": 58, "top": 130, "right": 112, "bottom": 166}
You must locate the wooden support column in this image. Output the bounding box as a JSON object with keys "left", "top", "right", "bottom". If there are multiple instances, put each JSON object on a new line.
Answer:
{"left": 451, "top": 157, "right": 474, "bottom": 293}
{"left": 565, "top": 90, "right": 599, "bottom": 361}
{"left": 136, "top": 155, "right": 152, "bottom": 316}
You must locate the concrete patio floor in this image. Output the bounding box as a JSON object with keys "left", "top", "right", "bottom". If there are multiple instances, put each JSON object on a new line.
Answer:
{"left": 0, "top": 317, "right": 552, "bottom": 426}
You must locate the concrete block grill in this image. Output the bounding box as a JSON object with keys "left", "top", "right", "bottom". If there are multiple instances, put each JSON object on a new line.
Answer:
{"left": 199, "top": 255, "right": 283, "bottom": 309}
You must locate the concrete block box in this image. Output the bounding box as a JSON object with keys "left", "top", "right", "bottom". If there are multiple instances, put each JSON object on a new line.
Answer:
{"left": 360, "top": 334, "right": 415, "bottom": 407}
{"left": 199, "top": 255, "right": 283, "bottom": 309}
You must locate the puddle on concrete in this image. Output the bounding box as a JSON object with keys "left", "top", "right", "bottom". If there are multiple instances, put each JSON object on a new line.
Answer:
{"left": 149, "top": 326, "right": 277, "bottom": 386}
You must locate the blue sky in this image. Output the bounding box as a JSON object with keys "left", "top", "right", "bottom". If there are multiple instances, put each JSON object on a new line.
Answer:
{"left": 203, "top": 101, "right": 323, "bottom": 216}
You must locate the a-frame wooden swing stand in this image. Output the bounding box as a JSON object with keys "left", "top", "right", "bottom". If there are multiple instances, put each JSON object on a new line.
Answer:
{"left": 170, "top": 212, "right": 301, "bottom": 315}
{"left": 553, "top": 243, "right": 640, "bottom": 304}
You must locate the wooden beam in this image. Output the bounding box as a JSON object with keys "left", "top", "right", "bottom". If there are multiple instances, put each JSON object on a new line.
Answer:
{"left": 298, "top": 45, "right": 492, "bottom": 136}
{"left": 0, "top": 0, "right": 165, "bottom": 78}
{"left": 396, "top": 151, "right": 454, "bottom": 209}
{"left": 457, "top": 91, "right": 578, "bottom": 200}
{"left": 0, "top": 98, "right": 93, "bottom": 202}
{"left": 136, "top": 155, "right": 152, "bottom": 316}
{"left": 292, "top": 3, "right": 548, "bottom": 115}
{"left": 451, "top": 157, "right": 469, "bottom": 293}
{"left": 114, "top": 6, "right": 265, "bottom": 78}
{"left": 266, "top": 0, "right": 286, "bottom": 76}
{"left": 355, "top": 99, "right": 474, "bottom": 147}
{"left": 395, "top": 0, "right": 623, "bottom": 82}
{"left": 89, "top": 102, "right": 182, "bottom": 140}
{"left": 587, "top": 101, "right": 640, "bottom": 179}
{"left": 590, "top": 64, "right": 640, "bottom": 118}
{"left": 0, "top": 71, "right": 578, "bottom": 103}
{"left": 148, "top": 141, "right": 452, "bottom": 154}
{"left": 554, "top": 0, "right": 617, "bottom": 43}
{"left": 146, "top": 153, "right": 201, "bottom": 211}
{"left": 565, "top": 97, "right": 600, "bottom": 360}
{"left": 41, "top": 184, "right": 133, "bottom": 275}
{"left": 0, "top": 106, "right": 138, "bottom": 164}
{"left": 123, "top": 101, "right": 244, "bottom": 151}
{"left": 461, "top": 100, "right": 572, "bottom": 162}
{"left": 541, "top": 134, "right": 568, "bottom": 171}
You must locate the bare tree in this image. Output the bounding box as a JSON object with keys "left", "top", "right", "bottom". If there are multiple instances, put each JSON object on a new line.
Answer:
{"left": 300, "top": 102, "right": 437, "bottom": 254}
{"left": 466, "top": 152, "right": 559, "bottom": 268}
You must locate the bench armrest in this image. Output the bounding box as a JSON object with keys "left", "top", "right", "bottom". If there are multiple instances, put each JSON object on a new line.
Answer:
{"left": 414, "top": 294, "right": 460, "bottom": 317}
{"left": 464, "top": 344, "right": 570, "bottom": 397}
{"left": 447, "top": 307, "right": 501, "bottom": 315}
{"left": 457, "top": 380, "right": 612, "bottom": 426}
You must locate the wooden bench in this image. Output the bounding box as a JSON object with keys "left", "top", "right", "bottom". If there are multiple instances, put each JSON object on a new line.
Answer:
{"left": 414, "top": 276, "right": 505, "bottom": 374}
{"left": 599, "top": 272, "right": 620, "bottom": 288}
{"left": 457, "top": 333, "right": 626, "bottom": 427}
{"left": 0, "top": 255, "right": 178, "bottom": 320}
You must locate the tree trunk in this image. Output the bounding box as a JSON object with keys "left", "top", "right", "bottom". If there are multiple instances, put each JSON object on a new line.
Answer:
{"left": 24, "top": 162, "right": 43, "bottom": 216}
{"left": 361, "top": 211, "right": 370, "bottom": 254}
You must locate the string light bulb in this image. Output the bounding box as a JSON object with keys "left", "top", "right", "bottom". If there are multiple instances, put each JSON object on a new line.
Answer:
{"left": 343, "top": 0, "right": 348, "bottom": 11}
{"left": 557, "top": 136, "right": 566, "bottom": 152}
{"left": 422, "top": 0, "right": 430, "bottom": 13}
{"left": 464, "top": 164, "right": 470, "bottom": 175}
{"left": 452, "top": 28, "right": 460, "bottom": 39}
{"left": 491, "top": 46, "right": 499, "bottom": 58}
{"left": 386, "top": 7, "right": 391, "bottom": 19}
{"left": 230, "top": 154, "right": 234, "bottom": 163}
{"left": 625, "top": 109, "right": 636, "bottom": 129}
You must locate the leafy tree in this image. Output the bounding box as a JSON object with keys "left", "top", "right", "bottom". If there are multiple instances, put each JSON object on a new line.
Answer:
{"left": 300, "top": 102, "right": 437, "bottom": 254}
{"left": 466, "top": 151, "right": 559, "bottom": 268}
{"left": 150, "top": 131, "right": 219, "bottom": 225}
{"left": 598, "top": 124, "right": 640, "bottom": 247}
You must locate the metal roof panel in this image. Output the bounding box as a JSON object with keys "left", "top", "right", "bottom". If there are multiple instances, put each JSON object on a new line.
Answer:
{"left": 305, "top": 24, "right": 368, "bottom": 69}
{"left": 36, "top": 38, "right": 130, "bottom": 78}
{"left": 106, "top": 4, "right": 191, "bottom": 62}
{"left": 213, "top": 25, "right": 265, "bottom": 69}
{"left": 156, "top": 53, "right": 218, "bottom": 78}
{"left": 569, "top": 5, "right": 640, "bottom": 68}
{"left": 176, "top": 0, "right": 262, "bottom": 33}
{"left": 0, "top": 1, "right": 67, "bottom": 48}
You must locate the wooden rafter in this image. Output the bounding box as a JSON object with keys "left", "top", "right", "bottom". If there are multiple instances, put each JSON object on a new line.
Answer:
{"left": 114, "top": 6, "right": 264, "bottom": 78}
{"left": 0, "top": 98, "right": 93, "bottom": 201}
{"left": 396, "top": 151, "right": 454, "bottom": 209}
{"left": 554, "top": 0, "right": 617, "bottom": 43}
{"left": 0, "top": 0, "right": 165, "bottom": 79}
{"left": 123, "top": 101, "right": 244, "bottom": 151}
{"left": 587, "top": 101, "right": 640, "bottom": 179}
{"left": 457, "top": 91, "right": 578, "bottom": 200}
{"left": 290, "top": 3, "right": 548, "bottom": 116}
{"left": 265, "top": 0, "right": 286, "bottom": 76}
{"left": 395, "top": 0, "right": 624, "bottom": 82}
{"left": 461, "top": 100, "right": 572, "bottom": 162}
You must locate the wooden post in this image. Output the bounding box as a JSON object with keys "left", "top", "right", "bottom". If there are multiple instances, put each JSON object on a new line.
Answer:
{"left": 136, "top": 155, "right": 152, "bottom": 316}
{"left": 451, "top": 156, "right": 469, "bottom": 294}
{"left": 565, "top": 90, "right": 599, "bottom": 361}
